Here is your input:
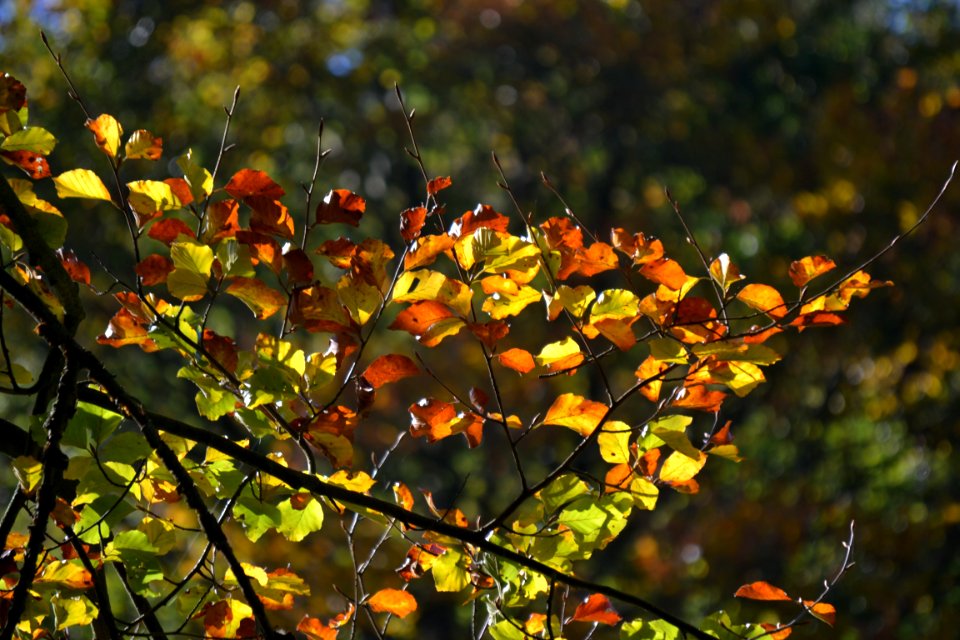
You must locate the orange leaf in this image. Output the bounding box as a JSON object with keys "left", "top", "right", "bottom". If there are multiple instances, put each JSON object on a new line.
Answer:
{"left": 136, "top": 254, "right": 174, "bottom": 286}
{"left": 367, "top": 589, "right": 417, "bottom": 618}
{"left": 467, "top": 320, "right": 510, "bottom": 349}
{"left": 571, "top": 594, "right": 622, "bottom": 625}
{"left": 639, "top": 257, "right": 688, "bottom": 290}
{"left": 737, "top": 283, "right": 787, "bottom": 319}
{"left": 575, "top": 241, "right": 619, "bottom": 277}
{"left": 449, "top": 204, "right": 510, "bottom": 237}
{"left": 125, "top": 129, "right": 163, "bottom": 160}
{"left": 426, "top": 175, "right": 452, "bottom": 196}
{"left": 85, "top": 113, "right": 122, "bottom": 159}
{"left": 543, "top": 393, "right": 608, "bottom": 437}
{"left": 408, "top": 398, "right": 484, "bottom": 446}
{"left": 802, "top": 600, "right": 836, "bottom": 626}
{"left": 202, "top": 199, "right": 241, "bottom": 242}
{"left": 734, "top": 581, "right": 792, "bottom": 601}
{"left": 759, "top": 623, "right": 793, "bottom": 639}
{"left": 671, "top": 385, "right": 726, "bottom": 412}
{"left": 248, "top": 196, "right": 295, "bottom": 239}
{"left": 709, "top": 420, "right": 734, "bottom": 446}
{"left": 498, "top": 348, "right": 536, "bottom": 374}
{"left": 1, "top": 150, "right": 51, "bottom": 179}
{"left": 400, "top": 206, "right": 427, "bottom": 242}
{"left": 56, "top": 248, "right": 91, "bottom": 285}
{"left": 97, "top": 308, "right": 157, "bottom": 351}
{"left": 282, "top": 248, "right": 315, "bottom": 285}
{"left": 389, "top": 301, "right": 457, "bottom": 338}
{"left": 393, "top": 482, "right": 415, "bottom": 511}
{"left": 225, "top": 277, "right": 287, "bottom": 319}
{"left": 316, "top": 188, "right": 365, "bottom": 226}
{"left": 237, "top": 230, "right": 283, "bottom": 273}
{"left": 788, "top": 255, "right": 836, "bottom": 287}
{"left": 225, "top": 168, "right": 285, "bottom": 199}
{"left": 363, "top": 354, "right": 420, "bottom": 389}
{"left": 635, "top": 356, "right": 670, "bottom": 402}
{"left": 163, "top": 177, "right": 193, "bottom": 206}
{"left": 296, "top": 617, "right": 337, "bottom": 640}
{"left": 404, "top": 233, "right": 455, "bottom": 270}
{"left": 202, "top": 328, "right": 239, "bottom": 373}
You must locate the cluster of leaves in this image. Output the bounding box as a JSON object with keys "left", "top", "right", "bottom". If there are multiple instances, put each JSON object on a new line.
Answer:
{"left": 0, "top": 60, "right": 899, "bottom": 640}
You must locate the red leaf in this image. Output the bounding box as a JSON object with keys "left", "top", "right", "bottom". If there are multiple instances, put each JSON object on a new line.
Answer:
{"left": 97, "top": 308, "right": 156, "bottom": 351}
{"left": 408, "top": 398, "right": 483, "bottom": 446}
{"left": 236, "top": 230, "right": 282, "bottom": 273}
{"left": 389, "top": 300, "right": 455, "bottom": 336}
{"left": 497, "top": 348, "right": 536, "bottom": 374}
{"left": 289, "top": 286, "right": 355, "bottom": 334}
{"left": 147, "top": 218, "right": 196, "bottom": 245}
{"left": 400, "top": 206, "right": 427, "bottom": 242}
{"left": 759, "top": 623, "right": 793, "bottom": 639}
{"left": 426, "top": 175, "right": 452, "bottom": 196}
{"left": 224, "top": 168, "right": 285, "bottom": 199}
{"left": 247, "top": 196, "right": 295, "bottom": 238}
{"left": 163, "top": 177, "right": 193, "bottom": 206}
{"left": 709, "top": 420, "right": 734, "bottom": 446}
{"left": 734, "top": 581, "right": 792, "bottom": 601}
{"left": 316, "top": 188, "right": 365, "bottom": 226}
{"left": 0, "top": 150, "right": 51, "bottom": 179}
{"left": 202, "top": 329, "right": 239, "bottom": 373}
{"left": 571, "top": 594, "right": 622, "bottom": 625}
{"left": 467, "top": 320, "right": 509, "bottom": 349}
{"left": 56, "top": 249, "right": 91, "bottom": 285}
{"left": 367, "top": 589, "right": 417, "bottom": 618}
{"left": 362, "top": 354, "right": 420, "bottom": 389}
{"left": 135, "top": 254, "right": 174, "bottom": 286}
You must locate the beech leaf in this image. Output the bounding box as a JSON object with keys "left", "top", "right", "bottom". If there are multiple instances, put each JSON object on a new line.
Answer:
{"left": 367, "top": 588, "right": 417, "bottom": 618}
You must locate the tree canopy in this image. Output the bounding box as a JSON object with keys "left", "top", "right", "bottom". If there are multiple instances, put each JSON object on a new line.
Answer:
{"left": 2, "top": 1, "right": 959, "bottom": 638}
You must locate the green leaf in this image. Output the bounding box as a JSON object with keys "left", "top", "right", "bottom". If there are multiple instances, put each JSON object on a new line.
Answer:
{"left": 538, "top": 474, "right": 590, "bottom": 513}
{"left": 53, "top": 169, "right": 113, "bottom": 201}
{"left": 177, "top": 148, "right": 213, "bottom": 201}
{"left": 648, "top": 338, "right": 689, "bottom": 364}
{"left": 488, "top": 619, "right": 526, "bottom": 640}
{"left": 620, "top": 618, "right": 681, "bottom": 639}
{"left": 63, "top": 402, "right": 124, "bottom": 449}
{"left": 276, "top": 493, "right": 324, "bottom": 542}
{"left": 99, "top": 431, "right": 153, "bottom": 465}
{"left": 1, "top": 126, "right": 56, "bottom": 154}
{"left": 691, "top": 342, "right": 781, "bottom": 365}
{"left": 649, "top": 415, "right": 700, "bottom": 460}
{"left": 12, "top": 455, "right": 42, "bottom": 495}
{"left": 51, "top": 595, "right": 99, "bottom": 631}
{"left": 234, "top": 495, "right": 283, "bottom": 542}
{"left": 216, "top": 238, "right": 255, "bottom": 277}
{"left": 168, "top": 239, "right": 214, "bottom": 301}
{"left": 432, "top": 545, "right": 470, "bottom": 592}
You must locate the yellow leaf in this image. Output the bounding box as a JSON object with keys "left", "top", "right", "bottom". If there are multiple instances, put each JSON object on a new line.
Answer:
{"left": 658, "top": 450, "right": 706, "bottom": 483}
{"left": 543, "top": 393, "right": 608, "bottom": 437}
{"left": 127, "top": 180, "right": 182, "bottom": 217}
{"left": 53, "top": 169, "right": 113, "bottom": 201}
{"left": 597, "top": 421, "right": 631, "bottom": 463}
{"left": 86, "top": 113, "right": 122, "bottom": 159}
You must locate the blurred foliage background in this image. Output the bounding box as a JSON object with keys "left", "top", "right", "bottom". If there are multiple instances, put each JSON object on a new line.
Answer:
{"left": 2, "top": 0, "right": 960, "bottom": 637}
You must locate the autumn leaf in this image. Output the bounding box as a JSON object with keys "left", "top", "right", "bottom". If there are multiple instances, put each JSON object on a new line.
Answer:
{"left": 86, "top": 113, "right": 122, "bottom": 159}
{"left": 789, "top": 255, "right": 836, "bottom": 287}
{"left": 53, "top": 169, "right": 113, "bottom": 201}
{"left": 409, "top": 398, "right": 484, "bottom": 447}
{"left": 0, "top": 74, "right": 27, "bottom": 113}
{"left": 400, "top": 205, "right": 427, "bottom": 242}
{"left": 147, "top": 218, "right": 195, "bottom": 245}
{"left": 543, "top": 393, "right": 608, "bottom": 437}
{"left": 56, "top": 248, "right": 91, "bottom": 285}
{"left": 570, "top": 593, "right": 622, "bottom": 625}
{"left": 226, "top": 277, "right": 287, "bottom": 319}
{"left": 367, "top": 589, "right": 417, "bottom": 618}
{"left": 225, "top": 168, "right": 285, "bottom": 199}
{"left": 802, "top": 600, "right": 837, "bottom": 626}
{"left": 362, "top": 354, "right": 420, "bottom": 388}
{"left": 426, "top": 175, "right": 452, "bottom": 196}
{"left": 659, "top": 450, "right": 707, "bottom": 484}
{"left": 316, "top": 188, "right": 365, "bottom": 226}
{"left": 1, "top": 150, "right": 51, "bottom": 179}
{"left": 737, "top": 283, "right": 787, "bottom": 319}
{"left": 734, "top": 581, "right": 792, "bottom": 601}
{"left": 497, "top": 348, "right": 536, "bottom": 373}
{"left": 448, "top": 204, "right": 510, "bottom": 237}
{"left": 124, "top": 129, "right": 163, "bottom": 160}
{"left": 760, "top": 623, "right": 793, "bottom": 639}
{"left": 247, "top": 196, "right": 295, "bottom": 238}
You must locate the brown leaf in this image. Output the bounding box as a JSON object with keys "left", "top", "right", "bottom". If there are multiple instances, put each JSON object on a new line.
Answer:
{"left": 247, "top": 196, "right": 295, "bottom": 239}
{"left": 467, "top": 320, "right": 509, "bottom": 349}
{"left": 316, "top": 188, "right": 365, "bottom": 226}
{"left": 734, "top": 581, "right": 792, "bottom": 601}
{"left": 202, "top": 328, "right": 239, "bottom": 373}
{"left": 224, "top": 168, "right": 285, "bottom": 199}
{"left": 282, "top": 248, "right": 315, "bottom": 285}
{"left": 367, "top": 589, "right": 417, "bottom": 618}
{"left": 571, "top": 594, "right": 622, "bottom": 625}
{"left": 362, "top": 354, "right": 420, "bottom": 389}
{"left": 0, "top": 74, "right": 27, "bottom": 113}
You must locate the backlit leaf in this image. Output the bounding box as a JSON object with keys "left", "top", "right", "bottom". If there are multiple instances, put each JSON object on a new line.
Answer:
{"left": 426, "top": 175, "right": 452, "bottom": 195}
{"left": 802, "top": 600, "right": 837, "bottom": 626}
{"left": 53, "top": 168, "right": 112, "bottom": 201}
{"left": 147, "top": 217, "right": 195, "bottom": 243}
{"left": 127, "top": 180, "right": 182, "bottom": 218}
{"left": 543, "top": 393, "right": 608, "bottom": 437}
{"left": 367, "top": 589, "right": 417, "bottom": 618}
{"left": 571, "top": 593, "right": 622, "bottom": 625}
{"left": 737, "top": 283, "right": 787, "bottom": 319}
{"left": 225, "top": 168, "right": 285, "bottom": 199}
{"left": 124, "top": 129, "right": 163, "bottom": 160}
{"left": 659, "top": 450, "right": 707, "bottom": 483}
{"left": 362, "top": 354, "right": 420, "bottom": 388}
{"left": 400, "top": 205, "right": 427, "bottom": 242}
{"left": 226, "top": 277, "right": 287, "bottom": 319}
{"left": 177, "top": 149, "right": 213, "bottom": 201}
{"left": 1, "top": 126, "right": 57, "bottom": 154}
{"left": 1, "top": 149, "right": 51, "bottom": 178}
{"left": 789, "top": 255, "right": 836, "bottom": 287}
{"left": 498, "top": 348, "right": 536, "bottom": 373}
{"left": 316, "top": 188, "right": 365, "bottom": 226}
{"left": 248, "top": 196, "right": 295, "bottom": 238}
{"left": 709, "top": 253, "right": 745, "bottom": 292}
{"left": 734, "top": 581, "right": 792, "bottom": 601}
{"left": 85, "top": 113, "right": 122, "bottom": 159}
{"left": 277, "top": 493, "right": 324, "bottom": 541}
{"left": 51, "top": 595, "right": 99, "bottom": 631}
